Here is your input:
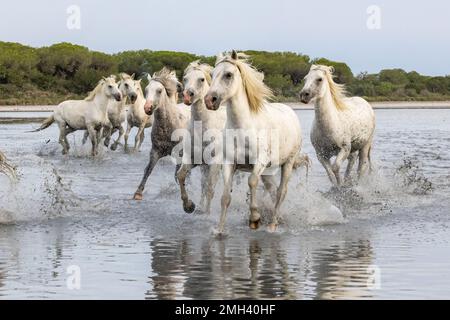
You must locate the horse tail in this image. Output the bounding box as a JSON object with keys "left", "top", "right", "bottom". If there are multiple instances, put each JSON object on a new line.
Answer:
{"left": 293, "top": 152, "right": 312, "bottom": 183}
{"left": 28, "top": 115, "right": 55, "bottom": 132}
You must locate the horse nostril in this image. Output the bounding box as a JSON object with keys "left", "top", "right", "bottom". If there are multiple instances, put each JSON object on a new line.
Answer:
{"left": 304, "top": 92, "right": 309, "bottom": 97}
{"left": 188, "top": 90, "right": 194, "bottom": 97}
{"left": 212, "top": 96, "right": 218, "bottom": 103}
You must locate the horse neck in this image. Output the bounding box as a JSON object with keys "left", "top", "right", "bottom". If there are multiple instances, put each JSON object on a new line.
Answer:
{"left": 154, "top": 95, "right": 179, "bottom": 126}
{"left": 133, "top": 91, "right": 146, "bottom": 116}
{"left": 314, "top": 89, "right": 341, "bottom": 129}
{"left": 93, "top": 92, "right": 110, "bottom": 114}
{"left": 191, "top": 98, "right": 209, "bottom": 122}
{"left": 225, "top": 85, "right": 253, "bottom": 129}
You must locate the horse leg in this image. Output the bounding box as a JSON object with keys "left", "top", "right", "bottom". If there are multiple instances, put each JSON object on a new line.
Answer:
{"left": 111, "top": 125, "right": 124, "bottom": 151}
{"left": 87, "top": 126, "right": 98, "bottom": 157}
{"left": 63, "top": 127, "right": 75, "bottom": 153}
{"left": 138, "top": 128, "right": 146, "bottom": 151}
{"left": 344, "top": 151, "right": 358, "bottom": 185}
{"left": 199, "top": 164, "right": 220, "bottom": 215}
{"left": 133, "top": 148, "right": 161, "bottom": 200}
{"left": 82, "top": 131, "right": 89, "bottom": 145}
{"left": 358, "top": 140, "right": 372, "bottom": 179}
{"left": 177, "top": 163, "right": 196, "bottom": 213}
{"left": 103, "top": 125, "right": 112, "bottom": 147}
{"left": 134, "top": 124, "right": 145, "bottom": 152}
{"left": 58, "top": 122, "right": 69, "bottom": 155}
{"left": 261, "top": 174, "right": 277, "bottom": 202}
{"left": 216, "top": 164, "right": 235, "bottom": 235}
{"left": 332, "top": 147, "right": 351, "bottom": 186}
{"left": 124, "top": 123, "right": 132, "bottom": 152}
{"left": 248, "top": 163, "right": 265, "bottom": 230}
{"left": 317, "top": 154, "right": 337, "bottom": 185}
{"left": 268, "top": 158, "right": 295, "bottom": 232}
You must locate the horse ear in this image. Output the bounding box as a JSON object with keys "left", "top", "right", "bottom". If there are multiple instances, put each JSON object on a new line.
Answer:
{"left": 231, "top": 50, "right": 238, "bottom": 60}
{"left": 131, "top": 73, "right": 135, "bottom": 79}
{"left": 169, "top": 70, "right": 177, "bottom": 78}
{"left": 147, "top": 74, "right": 152, "bottom": 82}
{"left": 215, "top": 52, "right": 224, "bottom": 64}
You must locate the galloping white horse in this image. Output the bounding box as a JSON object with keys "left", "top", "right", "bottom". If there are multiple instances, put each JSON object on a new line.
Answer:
{"left": 31, "top": 76, "right": 122, "bottom": 156}
{"left": 299, "top": 65, "right": 375, "bottom": 186}
{"left": 133, "top": 68, "right": 190, "bottom": 200}
{"left": 124, "top": 78, "right": 154, "bottom": 152}
{"left": 176, "top": 61, "right": 227, "bottom": 214}
{"left": 104, "top": 73, "right": 139, "bottom": 150}
{"left": 204, "top": 51, "right": 304, "bottom": 233}
{"left": 82, "top": 73, "right": 138, "bottom": 150}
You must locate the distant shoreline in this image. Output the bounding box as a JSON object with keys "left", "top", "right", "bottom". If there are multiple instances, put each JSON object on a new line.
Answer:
{"left": 1, "top": 101, "right": 450, "bottom": 113}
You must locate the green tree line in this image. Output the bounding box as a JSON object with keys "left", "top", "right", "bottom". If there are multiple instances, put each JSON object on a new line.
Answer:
{"left": 1, "top": 41, "right": 449, "bottom": 105}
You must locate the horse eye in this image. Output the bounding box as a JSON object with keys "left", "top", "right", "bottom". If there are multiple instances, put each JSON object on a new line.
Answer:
{"left": 108, "top": 85, "right": 113, "bottom": 88}
{"left": 317, "top": 78, "right": 323, "bottom": 82}
{"left": 200, "top": 78, "right": 205, "bottom": 82}
{"left": 157, "top": 89, "right": 162, "bottom": 94}
{"left": 225, "top": 72, "right": 232, "bottom": 79}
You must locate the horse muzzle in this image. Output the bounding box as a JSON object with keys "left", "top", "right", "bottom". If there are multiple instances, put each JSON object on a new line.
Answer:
{"left": 204, "top": 94, "right": 220, "bottom": 111}
{"left": 129, "top": 93, "right": 137, "bottom": 103}
{"left": 299, "top": 91, "right": 311, "bottom": 104}
{"left": 144, "top": 101, "right": 154, "bottom": 115}
{"left": 114, "top": 93, "right": 122, "bottom": 102}
{"left": 183, "top": 90, "right": 194, "bottom": 106}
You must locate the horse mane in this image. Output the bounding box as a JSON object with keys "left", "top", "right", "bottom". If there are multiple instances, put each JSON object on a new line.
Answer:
{"left": 311, "top": 64, "right": 347, "bottom": 110}
{"left": 184, "top": 60, "right": 212, "bottom": 84}
{"left": 216, "top": 52, "right": 273, "bottom": 113}
{"left": 151, "top": 67, "right": 178, "bottom": 97}
{"left": 85, "top": 79, "right": 105, "bottom": 101}
{"left": 85, "top": 75, "right": 116, "bottom": 101}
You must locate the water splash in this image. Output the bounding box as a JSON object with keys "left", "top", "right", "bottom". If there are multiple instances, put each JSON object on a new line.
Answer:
{"left": 0, "top": 154, "right": 85, "bottom": 224}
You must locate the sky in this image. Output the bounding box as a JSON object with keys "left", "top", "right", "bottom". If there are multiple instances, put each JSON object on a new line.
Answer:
{"left": 0, "top": 0, "right": 449, "bottom": 76}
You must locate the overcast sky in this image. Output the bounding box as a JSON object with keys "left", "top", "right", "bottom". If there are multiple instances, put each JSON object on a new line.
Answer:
{"left": 0, "top": 0, "right": 449, "bottom": 75}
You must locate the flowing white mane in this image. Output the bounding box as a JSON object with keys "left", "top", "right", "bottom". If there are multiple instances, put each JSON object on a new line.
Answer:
{"left": 216, "top": 52, "right": 273, "bottom": 113}
{"left": 150, "top": 67, "right": 179, "bottom": 98}
{"left": 311, "top": 64, "right": 347, "bottom": 110}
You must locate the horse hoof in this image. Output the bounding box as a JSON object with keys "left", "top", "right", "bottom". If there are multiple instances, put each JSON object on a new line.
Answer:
{"left": 110, "top": 144, "right": 117, "bottom": 151}
{"left": 267, "top": 223, "right": 277, "bottom": 233}
{"left": 249, "top": 219, "right": 260, "bottom": 230}
{"left": 183, "top": 201, "right": 195, "bottom": 214}
{"left": 133, "top": 192, "right": 143, "bottom": 201}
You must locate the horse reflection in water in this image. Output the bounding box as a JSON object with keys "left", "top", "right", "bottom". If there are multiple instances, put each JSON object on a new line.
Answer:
{"left": 146, "top": 236, "right": 375, "bottom": 299}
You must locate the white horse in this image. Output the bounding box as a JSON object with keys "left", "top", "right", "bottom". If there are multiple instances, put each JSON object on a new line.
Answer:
{"left": 133, "top": 68, "right": 190, "bottom": 200}
{"left": 204, "top": 51, "right": 304, "bottom": 234}
{"left": 176, "top": 61, "right": 227, "bottom": 214}
{"left": 124, "top": 78, "right": 154, "bottom": 152}
{"left": 299, "top": 65, "right": 375, "bottom": 186}
{"left": 82, "top": 73, "right": 138, "bottom": 150}
{"left": 31, "top": 76, "right": 122, "bottom": 156}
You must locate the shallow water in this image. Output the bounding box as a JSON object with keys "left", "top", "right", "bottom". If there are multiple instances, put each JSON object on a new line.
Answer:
{"left": 0, "top": 108, "right": 449, "bottom": 299}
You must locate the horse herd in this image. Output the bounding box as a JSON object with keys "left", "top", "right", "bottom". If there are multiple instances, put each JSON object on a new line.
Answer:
{"left": 8, "top": 50, "right": 375, "bottom": 234}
